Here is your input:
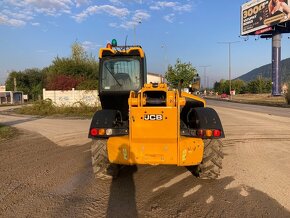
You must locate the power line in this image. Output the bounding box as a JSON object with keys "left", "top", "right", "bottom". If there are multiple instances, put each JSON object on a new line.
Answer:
{"left": 217, "top": 41, "right": 240, "bottom": 99}
{"left": 198, "top": 65, "right": 211, "bottom": 89}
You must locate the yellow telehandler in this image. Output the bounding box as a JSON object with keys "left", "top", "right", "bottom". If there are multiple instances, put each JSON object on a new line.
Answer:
{"left": 88, "top": 40, "right": 224, "bottom": 180}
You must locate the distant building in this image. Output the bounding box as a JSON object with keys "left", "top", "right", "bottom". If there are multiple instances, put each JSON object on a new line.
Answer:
{"left": 147, "top": 72, "right": 165, "bottom": 84}
{"left": 282, "top": 84, "right": 288, "bottom": 94}
{"left": 0, "top": 91, "right": 24, "bottom": 105}
{"left": 0, "top": 86, "right": 6, "bottom": 92}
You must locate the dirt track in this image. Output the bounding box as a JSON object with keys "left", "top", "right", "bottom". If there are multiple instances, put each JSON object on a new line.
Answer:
{"left": 1, "top": 103, "right": 290, "bottom": 217}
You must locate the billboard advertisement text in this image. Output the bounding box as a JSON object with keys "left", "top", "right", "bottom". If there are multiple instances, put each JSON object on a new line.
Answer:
{"left": 241, "top": 0, "right": 290, "bottom": 35}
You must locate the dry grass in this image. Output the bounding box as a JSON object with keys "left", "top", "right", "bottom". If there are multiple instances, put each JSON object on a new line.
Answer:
{"left": 0, "top": 125, "right": 18, "bottom": 141}
{"left": 207, "top": 93, "right": 288, "bottom": 107}
{"left": 232, "top": 94, "right": 286, "bottom": 105}
{"left": 15, "top": 99, "right": 100, "bottom": 118}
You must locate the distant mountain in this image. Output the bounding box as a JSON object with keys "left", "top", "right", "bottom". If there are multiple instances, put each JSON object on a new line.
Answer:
{"left": 236, "top": 58, "right": 290, "bottom": 83}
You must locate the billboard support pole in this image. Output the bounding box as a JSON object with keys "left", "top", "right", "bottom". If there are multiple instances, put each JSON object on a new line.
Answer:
{"left": 272, "top": 32, "right": 282, "bottom": 96}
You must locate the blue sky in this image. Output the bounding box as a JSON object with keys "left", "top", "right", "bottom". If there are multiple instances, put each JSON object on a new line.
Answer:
{"left": 1, "top": 0, "right": 290, "bottom": 87}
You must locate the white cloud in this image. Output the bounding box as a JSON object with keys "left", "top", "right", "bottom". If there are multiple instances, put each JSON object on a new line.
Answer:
{"left": 132, "top": 10, "right": 150, "bottom": 22}
{"left": 150, "top": 1, "right": 177, "bottom": 10}
{"left": 31, "top": 22, "right": 40, "bottom": 26}
{"left": 110, "top": 0, "right": 143, "bottom": 4}
{"left": 81, "top": 41, "right": 102, "bottom": 50}
{"left": 163, "top": 13, "right": 175, "bottom": 23}
{"left": 119, "top": 20, "right": 137, "bottom": 29}
{"left": 2, "top": 9, "right": 34, "bottom": 20}
{"left": 75, "top": 0, "right": 90, "bottom": 7}
{"left": 1, "top": 0, "right": 190, "bottom": 28}
{"left": 73, "top": 5, "right": 130, "bottom": 22}
{"left": 150, "top": 1, "right": 192, "bottom": 12}
{"left": 7, "top": 0, "right": 73, "bottom": 15}
{"left": 118, "top": 10, "right": 150, "bottom": 29}
{"left": 174, "top": 4, "right": 191, "bottom": 12}
{"left": 1, "top": 0, "right": 75, "bottom": 27}
{"left": 109, "top": 0, "right": 123, "bottom": 5}
{"left": 0, "top": 14, "right": 26, "bottom": 27}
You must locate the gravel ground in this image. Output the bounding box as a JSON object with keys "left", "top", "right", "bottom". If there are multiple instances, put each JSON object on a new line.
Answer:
{"left": 1, "top": 129, "right": 290, "bottom": 217}
{"left": 1, "top": 103, "right": 290, "bottom": 217}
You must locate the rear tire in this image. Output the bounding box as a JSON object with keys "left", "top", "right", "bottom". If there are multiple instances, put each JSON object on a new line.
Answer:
{"left": 91, "top": 139, "right": 120, "bottom": 180}
{"left": 188, "top": 139, "right": 223, "bottom": 179}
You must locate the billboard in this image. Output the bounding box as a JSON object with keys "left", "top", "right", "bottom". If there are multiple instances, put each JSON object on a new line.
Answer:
{"left": 241, "top": 0, "right": 290, "bottom": 35}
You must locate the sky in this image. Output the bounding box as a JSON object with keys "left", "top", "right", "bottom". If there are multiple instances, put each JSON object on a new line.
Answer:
{"left": 1, "top": 0, "right": 290, "bottom": 87}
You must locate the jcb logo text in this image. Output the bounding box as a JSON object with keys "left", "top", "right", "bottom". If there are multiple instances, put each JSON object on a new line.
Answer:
{"left": 144, "top": 114, "right": 163, "bottom": 121}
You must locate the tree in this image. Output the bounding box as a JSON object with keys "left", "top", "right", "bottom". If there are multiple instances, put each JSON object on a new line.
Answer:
{"left": 165, "top": 59, "right": 197, "bottom": 88}
{"left": 45, "top": 42, "right": 99, "bottom": 90}
{"left": 214, "top": 79, "right": 228, "bottom": 94}
{"left": 247, "top": 78, "right": 272, "bottom": 94}
{"left": 46, "top": 75, "right": 84, "bottom": 90}
{"left": 5, "top": 69, "right": 44, "bottom": 100}
{"left": 71, "top": 41, "right": 88, "bottom": 62}
{"left": 232, "top": 79, "right": 246, "bottom": 94}
{"left": 214, "top": 79, "right": 247, "bottom": 95}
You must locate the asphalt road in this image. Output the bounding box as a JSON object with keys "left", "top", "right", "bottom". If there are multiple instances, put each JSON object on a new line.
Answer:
{"left": 206, "top": 99, "right": 290, "bottom": 118}
{"left": 1, "top": 102, "right": 290, "bottom": 217}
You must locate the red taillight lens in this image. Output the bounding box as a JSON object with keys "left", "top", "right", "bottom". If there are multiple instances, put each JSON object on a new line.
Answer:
{"left": 90, "top": 128, "right": 99, "bottom": 136}
{"left": 213, "top": 129, "right": 221, "bottom": 137}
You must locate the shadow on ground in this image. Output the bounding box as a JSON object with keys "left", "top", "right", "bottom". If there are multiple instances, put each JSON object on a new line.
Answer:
{"left": 136, "top": 165, "right": 290, "bottom": 217}
{"left": 1, "top": 131, "right": 289, "bottom": 218}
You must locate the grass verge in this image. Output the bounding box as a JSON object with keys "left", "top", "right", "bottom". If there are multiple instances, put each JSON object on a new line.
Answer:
{"left": 15, "top": 99, "right": 100, "bottom": 118}
{"left": 206, "top": 93, "right": 289, "bottom": 107}
{"left": 0, "top": 125, "right": 18, "bottom": 141}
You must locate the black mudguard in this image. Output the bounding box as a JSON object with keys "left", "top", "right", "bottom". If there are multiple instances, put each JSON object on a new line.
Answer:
{"left": 187, "top": 107, "right": 225, "bottom": 138}
{"left": 88, "top": 109, "right": 127, "bottom": 138}
{"left": 90, "top": 109, "right": 122, "bottom": 128}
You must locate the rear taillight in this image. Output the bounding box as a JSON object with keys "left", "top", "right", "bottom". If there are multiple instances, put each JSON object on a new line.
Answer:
{"left": 213, "top": 129, "right": 221, "bottom": 137}
{"left": 90, "top": 128, "right": 98, "bottom": 136}
{"left": 205, "top": 130, "right": 213, "bottom": 137}
{"left": 181, "top": 128, "right": 222, "bottom": 139}
{"left": 89, "top": 128, "right": 128, "bottom": 137}
{"left": 197, "top": 129, "right": 204, "bottom": 137}
{"left": 90, "top": 128, "right": 105, "bottom": 136}
{"left": 98, "top": 128, "right": 105, "bottom": 135}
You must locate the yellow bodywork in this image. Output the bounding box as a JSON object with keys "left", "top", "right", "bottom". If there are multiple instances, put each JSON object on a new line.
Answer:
{"left": 99, "top": 47, "right": 145, "bottom": 58}
{"left": 107, "top": 83, "right": 205, "bottom": 166}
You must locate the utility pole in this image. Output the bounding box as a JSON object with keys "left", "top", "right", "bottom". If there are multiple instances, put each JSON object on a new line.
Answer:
{"left": 218, "top": 41, "right": 239, "bottom": 100}
{"left": 272, "top": 32, "right": 281, "bottom": 96}
{"left": 199, "top": 65, "right": 210, "bottom": 90}
{"left": 161, "top": 44, "right": 168, "bottom": 74}
{"left": 13, "top": 77, "right": 17, "bottom": 91}
{"left": 133, "top": 20, "right": 142, "bottom": 45}
{"left": 258, "top": 73, "right": 262, "bottom": 93}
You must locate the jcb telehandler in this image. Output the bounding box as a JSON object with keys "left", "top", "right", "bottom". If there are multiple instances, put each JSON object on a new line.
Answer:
{"left": 88, "top": 40, "right": 224, "bottom": 180}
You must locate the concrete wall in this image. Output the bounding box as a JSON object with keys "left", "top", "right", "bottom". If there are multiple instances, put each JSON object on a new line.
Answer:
{"left": 43, "top": 74, "right": 165, "bottom": 107}
{"left": 147, "top": 73, "right": 164, "bottom": 83}
{"left": 43, "top": 88, "right": 100, "bottom": 107}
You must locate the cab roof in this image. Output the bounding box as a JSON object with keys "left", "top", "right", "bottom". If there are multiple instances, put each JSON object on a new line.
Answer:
{"left": 99, "top": 46, "right": 145, "bottom": 59}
